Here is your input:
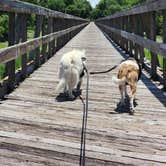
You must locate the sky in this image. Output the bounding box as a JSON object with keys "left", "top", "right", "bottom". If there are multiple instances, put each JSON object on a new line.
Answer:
{"left": 88, "top": 0, "right": 100, "bottom": 8}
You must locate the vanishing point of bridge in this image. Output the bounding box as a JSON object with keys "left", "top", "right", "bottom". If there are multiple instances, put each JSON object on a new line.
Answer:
{"left": 0, "top": 0, "right": 166, "bottom": 165}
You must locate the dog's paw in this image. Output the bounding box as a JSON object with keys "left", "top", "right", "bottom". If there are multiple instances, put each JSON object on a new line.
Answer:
{"left": 68, "top": 95, "right": 75, "bottom": 101}
{"left": 129, "top": 107, "right": 135, "bottom": 115}
{"left": 119, "top": 101, "right": 125, "bottom": 106}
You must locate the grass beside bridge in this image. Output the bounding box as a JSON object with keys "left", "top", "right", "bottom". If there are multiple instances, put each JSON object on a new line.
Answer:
{"left": 0, "top": 30, "right": 34, "bottom": 80}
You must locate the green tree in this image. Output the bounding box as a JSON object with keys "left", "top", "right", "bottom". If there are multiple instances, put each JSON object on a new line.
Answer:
{"left": 92, "top": 0, "right": 147, "bottom": 19}
{"left": 64, "top": 0, "right": 75, "bottom": 6}
{"left": 90, "top": 8, "right": 103, "bottom": 20}
{"left": 21, "top": 0, "right": 48, "bottom": 7}
{"left": 48, "top": 0, "right": 66, "bottom": 12}
{"left": 65, "top": 0, "right": 92, "bottom": 18}
{"left": 0, "top": 14, "right": 9, "bottom": 41}
{"left": 65, "top": 5, "right": 81, "bottom": 17}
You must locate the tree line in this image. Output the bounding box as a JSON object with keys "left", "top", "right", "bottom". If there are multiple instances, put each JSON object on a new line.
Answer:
{"left": 91, "top": 0, "right": 147, "bottom": 19}
{"left": 24, "top": 0, "right": 92, "bottom": 19}
{"left": 0, "top": 0, "right": 161, "bottom": 42}
{"left": 23, "top": 0, "right": 147, "bottom": 19}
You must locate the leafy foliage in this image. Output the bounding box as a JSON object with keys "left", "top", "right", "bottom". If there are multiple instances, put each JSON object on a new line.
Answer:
{"left": 23, "top": 0, "right": 92, "bottom": 19}
{"left": 91, "top": 0, "right": 147, "bottom": 19}
{"left": 0, "top": 13, "right": 9, "bottom": 42}
{"left": 48, "top": 0, "right": 66, "bottom": 12}
{"left": 67, "top": 0, "right": 92, "bottom": 18}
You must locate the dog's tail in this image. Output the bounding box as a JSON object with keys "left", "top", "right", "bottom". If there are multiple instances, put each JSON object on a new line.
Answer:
{"left": 56, "top": 78, "right": 66, "bottom": 93}
{"left": 112, "top": 75, "right": 126, "bottom": 85}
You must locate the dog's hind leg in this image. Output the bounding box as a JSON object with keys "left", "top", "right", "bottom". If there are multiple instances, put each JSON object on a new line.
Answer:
{"left": 124, "top": 84, "right": 127, "bottom": 97}
{"left": 67, "top": 69, "right": 77, "bottom": 99}
{"left": 129, "top": 83, "right": 137, "bottom": 115}
{"left": 76, "top": 78, "right": 82, "bottom": 91}
{"left": 56, "top": 78, "right": 66, "bottom": 94}
{"left": 68, "top": 88, "right": 75, "bottom": 99}
{"left": 119, "top": 84, "right": 125, "bottom": 105}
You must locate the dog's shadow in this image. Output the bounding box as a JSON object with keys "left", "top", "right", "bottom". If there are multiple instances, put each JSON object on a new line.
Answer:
{"left": 113, "top": 96, "right": 138, "bottom": 115}
{"left": 55, "top": 89, "right": 82, "bottom": 102}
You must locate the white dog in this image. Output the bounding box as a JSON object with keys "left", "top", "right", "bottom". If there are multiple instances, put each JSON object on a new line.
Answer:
{"left": 112, "top": 58, "right": 141, "bottom": 114}
{"left": 56, "top": 49, "right": 86, "bottom": 99}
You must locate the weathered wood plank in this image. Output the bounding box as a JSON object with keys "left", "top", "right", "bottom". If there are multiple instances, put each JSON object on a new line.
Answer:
{"left": 149, "top": 12, "right": 158, "bottom": 80}
{"left": 0, "top": 131, "right": 166, "bottom": 165}
{"left": 6, "top": 12, "right": 16, "bottom": 91}
{"left": 41, "top": 16, "right": 47, "bottom": 63}
{"left": 163, "top": 10, "right": 166, "bottom": 90}
{"left": 21, "top": 14, "right": 27, "bottom": 79}
{"left": 34, "top": 15, "right": 43, "bottom": 67}
{"left": 0, "top": 149, "right": 74, "bottom": 166}
{"left": 48, "top": 17, "right": 53, "bottom": 59}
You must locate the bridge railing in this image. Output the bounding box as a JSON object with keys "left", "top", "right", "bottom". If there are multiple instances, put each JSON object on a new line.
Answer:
{"left": 96, "top": 0, "right": 166, "bottom": 90}
{"left": 0, "top": 0, "right": 88, "bottom": 97}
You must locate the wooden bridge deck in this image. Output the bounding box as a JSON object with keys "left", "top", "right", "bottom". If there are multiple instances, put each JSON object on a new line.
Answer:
{"left": 0, "top": 22, "right": 166, "bottom": 165}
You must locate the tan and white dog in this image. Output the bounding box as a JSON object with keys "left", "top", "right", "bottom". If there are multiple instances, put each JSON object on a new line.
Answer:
{"left": 56, "top": 49, "right": 86, "bottom": 99}
{"left": 112, "top": 58, "right": 141, "bottom": 114}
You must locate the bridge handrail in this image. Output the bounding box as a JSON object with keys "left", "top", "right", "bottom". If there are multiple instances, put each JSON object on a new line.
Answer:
{"left": 0, "top": 0, "right": 87, "bottom": 21}
{"left": 96, "top": 0, "right": 166, "bottom": 90}
{"left": 0, "top": 23, "right": 87, "bottom": 64}
{"left": 96, "top": 24, "right": 166, "bottom": 58}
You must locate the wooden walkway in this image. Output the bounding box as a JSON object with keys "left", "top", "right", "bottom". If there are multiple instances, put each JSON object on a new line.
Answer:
{"left": 0, "top": 22, "right": 166, "bottom": 165}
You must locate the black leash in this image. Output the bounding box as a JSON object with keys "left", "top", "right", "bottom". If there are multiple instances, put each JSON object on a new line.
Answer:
{"left": 79, "top": 64, "right": 89, "bottom": 166}
{"left": 90, "top": 60, "right": 124, "bottom": 75}
{"left": 79, "top": 59, "right": 123, "bottom": 165}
